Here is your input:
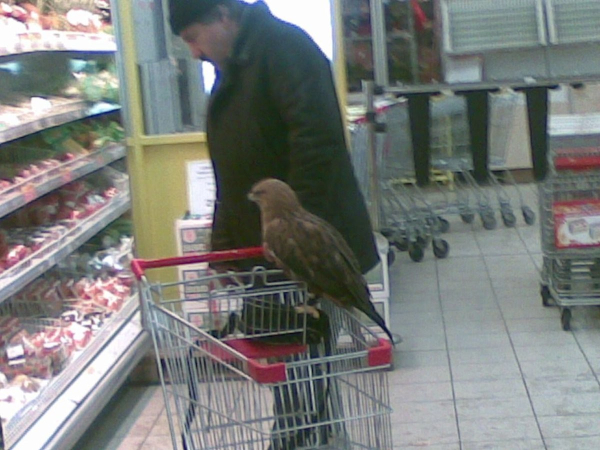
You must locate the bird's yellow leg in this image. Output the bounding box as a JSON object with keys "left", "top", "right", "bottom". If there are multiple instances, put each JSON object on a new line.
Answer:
{"left": 294, "top": 304, "right": 320, "bottom": 319}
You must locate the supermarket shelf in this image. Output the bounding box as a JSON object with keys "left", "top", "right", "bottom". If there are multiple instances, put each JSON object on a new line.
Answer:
{"left": 0, "top": 193, "right": 131, "bottom": 304}
{"left": 387, "top": 31, "right": 412, "bottom": 41}
{"left": 0, "top": 143, "right": 127, "bottom": 219}
{"left": 8, "top": 298, "right": 150, "bottom": 449}
{"left": 346, "top": 35, "right": 373, "bottom": 42}
{"left": 0, "top": 102, "right": 121, "bottom": 145}
{"left": 0, "top": 31, "right": 117, "bottom": 58}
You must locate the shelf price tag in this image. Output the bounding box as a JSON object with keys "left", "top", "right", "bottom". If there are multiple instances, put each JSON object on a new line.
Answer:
{"left": 21, "top": 184, "right": 37, "bottom": 203}
{"left": 7, "top": 344, "right": 25, "bottom": 366}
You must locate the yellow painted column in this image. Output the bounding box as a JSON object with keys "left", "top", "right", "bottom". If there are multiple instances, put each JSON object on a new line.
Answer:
{"left": 117, "top": 1, "right": 210, "bottom": 267}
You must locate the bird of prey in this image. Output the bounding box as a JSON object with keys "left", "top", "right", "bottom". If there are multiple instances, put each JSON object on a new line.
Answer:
{"left": 248, "top": 178, "right": 394, "bottom": 344}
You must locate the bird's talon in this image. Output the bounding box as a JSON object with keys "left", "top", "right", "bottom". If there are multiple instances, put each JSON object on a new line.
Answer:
{"left": 295, "top": 304, "right": 320, "bottom": 319}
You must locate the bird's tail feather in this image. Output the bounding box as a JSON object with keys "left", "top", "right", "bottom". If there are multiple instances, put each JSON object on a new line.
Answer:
{"left": 365, "top": 306, "right": 395, "bottom": 345}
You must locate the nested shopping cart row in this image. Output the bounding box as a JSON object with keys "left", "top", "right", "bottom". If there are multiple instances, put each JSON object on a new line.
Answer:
{"left": 350, "top": 88, "right": 536, "bottom": 262}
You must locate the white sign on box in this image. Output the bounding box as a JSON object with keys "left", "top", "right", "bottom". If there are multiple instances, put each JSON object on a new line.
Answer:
{"left": 187, "top": 160, "right": 216, "bottom": 218}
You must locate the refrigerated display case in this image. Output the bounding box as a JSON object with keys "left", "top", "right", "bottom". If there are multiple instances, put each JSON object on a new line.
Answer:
{"left": 0, "top": 1, "right": 149, "bottom": 448}
{"left": 341, "top": 0, "right": 439, "bottom": 91}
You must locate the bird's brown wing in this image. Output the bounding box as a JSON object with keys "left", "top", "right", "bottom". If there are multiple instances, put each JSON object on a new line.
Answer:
{"left": 264, "top": 211, "right": 370, "bottom": 307}
{"left": 265, "top": 211, "right": 395, "bottom": 343}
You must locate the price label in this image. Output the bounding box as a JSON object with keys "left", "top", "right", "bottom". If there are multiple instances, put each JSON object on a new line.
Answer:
{"left": 22, "top": 184, "right": 37, "bottom": 203}
{"left": 7, "top": 344, "right": 25, "bottom": 366}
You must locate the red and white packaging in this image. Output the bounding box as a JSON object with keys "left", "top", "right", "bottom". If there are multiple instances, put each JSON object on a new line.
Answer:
{"left": 554, "top": 199, "right": 600, "bottom": 249}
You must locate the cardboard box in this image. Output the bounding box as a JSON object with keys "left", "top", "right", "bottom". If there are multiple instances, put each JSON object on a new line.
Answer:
{"left": 554, "top": 199, "right": 600, "bottom": 249}
{"left": 175, "top": 218, "right": 212, "bottom": 256}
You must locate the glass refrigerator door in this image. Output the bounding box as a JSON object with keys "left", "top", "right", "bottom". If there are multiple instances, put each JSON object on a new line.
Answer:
{"left": 385, "top": 0, "right": 440, "bottom": 86}
{"left": 342, "top": 0, "right": 376, "bottom": 92}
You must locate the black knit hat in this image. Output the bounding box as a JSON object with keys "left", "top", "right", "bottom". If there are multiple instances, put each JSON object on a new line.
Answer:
{"left": 169, "top": 0, "right": 231, "bottom": 35}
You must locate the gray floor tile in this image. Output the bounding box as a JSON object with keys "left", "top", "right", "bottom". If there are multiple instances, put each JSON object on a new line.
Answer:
{"left": 484, "top": 254, "right": 539, "bottom": 276}
{"left": 391, "top": 420, "right": 459, "bottom": 447}
{"left": 510, "top": 330, "right": 578, "bottom": 347}
{"left": 390, "top": 365, "right": 452, "bottom": 384}
{"left": 390, "top": 382, "right": 454, "bottom": 403}
{"left": 390, "top": 400, "right": 456, "bottom": 424}
{"left": 458, "top": 416, "right": 542, "bottom": 443}
{"left": 394, "top": 445, "right": 460, "bottom": 450}
{"left": 530, "top": 392, "right": 600, "bottom": 416}
{"left": 395, "top": 333, "right": 447, "bottom": 352}
{"left": 500, "top": 304, "right": 561, "bottom": 320}
{"left": 436, "top": 256, "right": 489, "bottom": 280}
{"left": 455, "top": 396, "right": 535, "bottom": 420}
{"left": 545, "top": 436, "right": 600, "bottom": 449}
{"left": 519, "top": 358, "right": 594, "bottom": 381}
{"left": 446, "top": 332, "right": 511, "bottom": 350}
{"left": 444, "top": 319, "right": 508, "bottom": 336}
{"left": 450, "top": 360, "right": 523, "bottom": 382}
{"left": 462, "top": 440, "right": 546, "bottom": 450}
{"left": 494, "top": 282, "right": 542, "bottom": 307}
{"left": 513, "top": 343, "right": 587, "bottom": 362}
{"left": 439, "top": 279, "right": 495, "bottom": 293}
{"left": 443, "top": 308, "right": 504, "bottom": 324}
{"left": 538, "top": 414, "right": 600, "bottom": 439}
{"left": 525, "top": 377, "right": 600, "bottom": 398}
{"left": 453, "top": 378, "right": 528, "bottom": 400}
{"left": 491, "top": 278, "right": 540, "bottom": 293}
{"left": 394, "top": 350, "right": 450, "bottom": 369}
{"left": 449, "top": 346, "right": 517, "bottom": 366}
{"left": 390, "top": 310, "right": 445, "bottom": 327}
{"left": 476, "top": 230, "right": 530, "bottom": 256}
{"left": 391, "top": 320, "right": 447, "bottom": 338}
{"left": 441, "top": 295, "right": 499, "bottom": 312}
{"left": 506, "top": 317, "right": 566, "bottom": 333}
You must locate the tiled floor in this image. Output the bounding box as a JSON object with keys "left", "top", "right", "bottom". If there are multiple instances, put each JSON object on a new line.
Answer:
{"left": 76, "top": 184, "right": 600, "bottom": 449}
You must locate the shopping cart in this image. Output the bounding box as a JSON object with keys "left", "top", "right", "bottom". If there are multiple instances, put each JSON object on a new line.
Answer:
{"left": 540, "top": 114, "right": 600, "bottom": 330}
{"left": 132, "top": 248, "right": 393, "bottom": 450}
{"left": 487, "top": 91, "right": 536, "bottom": 227}
{"left": 350, "top": 95, "right": 450, "bottom": 262}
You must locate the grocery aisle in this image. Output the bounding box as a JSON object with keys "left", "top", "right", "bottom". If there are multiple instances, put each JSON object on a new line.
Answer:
{"left": 76, "top": 184, "right": 600, "bottom": 449}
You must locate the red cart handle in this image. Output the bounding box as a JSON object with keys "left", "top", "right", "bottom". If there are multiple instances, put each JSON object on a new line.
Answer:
{"left": 131, "top": 247, "right": 264, "bottom": 279}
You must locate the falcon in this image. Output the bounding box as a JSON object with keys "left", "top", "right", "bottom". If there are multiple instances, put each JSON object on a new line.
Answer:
{"left": 248, "top": 178, "right": 394, "bottom": 344}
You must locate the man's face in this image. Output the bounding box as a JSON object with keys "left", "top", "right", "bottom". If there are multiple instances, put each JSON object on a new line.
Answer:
{"left": 180, "top": 7, "right": 238, "bottom": 70}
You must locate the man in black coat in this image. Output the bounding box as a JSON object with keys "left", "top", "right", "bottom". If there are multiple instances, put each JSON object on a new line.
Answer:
{"left": 168, "top": 1, "right": 380, "bottom": 448}
{"left": 169, "top": 0, "right": 378, "bottom": 274}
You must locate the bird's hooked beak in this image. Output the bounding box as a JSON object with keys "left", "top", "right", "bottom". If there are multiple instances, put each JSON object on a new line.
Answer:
{"left": 247, "top": 191, "right": 257, "bottom": 202}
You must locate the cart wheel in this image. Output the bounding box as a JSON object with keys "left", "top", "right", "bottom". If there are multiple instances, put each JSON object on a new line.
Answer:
{"left": 561, "top": 308, "right": 572, "bottom": 331}
{"left": 437, "top": 217, "right": 450, "bottom": 233}
{"left": 460, "top": 212, "right": 475, "bottom": 224}
{"left": 380, "top": 228, "right": 395, "bottom": 239}
{"left": 416, "top": 235, "right": 430, "bottom": 248}
{"left": 522, "top": 206, "right": 536, "bottom": 226}
{"left": 408, "top": 243, "right": 425, "bottom": 262}
{"left": 393, "top": 239, "right": 408, "bottom": 252}
{"left": 541, "top": 285, "right": 552, "bottom": 307}
{"left": 481, "top": 213, "right": 497, "bottom": 230}
{"left": 432, "top": 239, "right": 450, "bottom": 259}
{"left": 501, "top": 210, "right": 517, "bottom": 228}
{"left": 387, "top": 248, "right": 396, "bottom": 266}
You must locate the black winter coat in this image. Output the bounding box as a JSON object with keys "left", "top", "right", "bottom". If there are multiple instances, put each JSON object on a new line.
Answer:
{"left": 207, "top": 1, "right": 379, "bottom": 274}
